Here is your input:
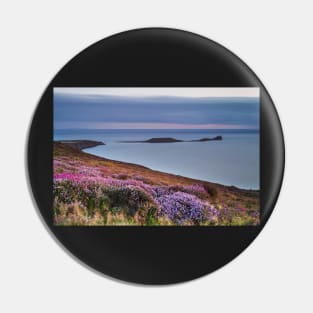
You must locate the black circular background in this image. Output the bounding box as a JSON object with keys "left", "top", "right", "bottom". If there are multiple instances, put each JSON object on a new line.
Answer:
{"left": 28, "top": 28, "right": 284, "bottom": 284}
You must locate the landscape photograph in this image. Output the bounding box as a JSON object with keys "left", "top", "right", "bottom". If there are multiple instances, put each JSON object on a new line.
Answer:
{"left": 53, "top": 87, "right": 260, "bottom": 226}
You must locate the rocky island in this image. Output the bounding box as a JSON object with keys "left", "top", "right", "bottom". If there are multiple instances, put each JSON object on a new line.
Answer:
{"left": 120, "top": 136, "right": 223, "bottom": 143}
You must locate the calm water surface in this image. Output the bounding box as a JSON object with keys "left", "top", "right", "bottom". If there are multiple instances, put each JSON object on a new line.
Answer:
{"left": 54, "top": 129, "right": 259, "bottom": 190}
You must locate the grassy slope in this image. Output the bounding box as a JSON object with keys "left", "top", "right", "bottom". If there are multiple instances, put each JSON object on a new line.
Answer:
{"left": 54, "top": 143, "right": 259, "bottom": 219}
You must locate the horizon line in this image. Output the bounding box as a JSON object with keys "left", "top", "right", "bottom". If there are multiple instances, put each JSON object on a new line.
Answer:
{"left": 54, "top": 127, "right": 260, "bottom": 131}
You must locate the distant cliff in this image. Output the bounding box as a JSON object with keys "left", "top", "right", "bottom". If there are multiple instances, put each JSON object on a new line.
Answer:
{"left": 55, "top": 140, "right": 105, "bottom": 150}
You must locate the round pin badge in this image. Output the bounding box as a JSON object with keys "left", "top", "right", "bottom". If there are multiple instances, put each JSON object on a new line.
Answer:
{"left": 28, "top": 28, "right": 284, "bottom": 284}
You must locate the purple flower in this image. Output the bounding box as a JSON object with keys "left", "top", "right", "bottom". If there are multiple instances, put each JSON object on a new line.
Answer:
{"left": 155, "top": 191, "right": 218, "bottom": 225}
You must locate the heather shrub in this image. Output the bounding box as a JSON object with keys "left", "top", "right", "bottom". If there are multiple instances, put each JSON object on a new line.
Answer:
{"left": 156, "top": 191, "right": 218, "bottom": 225}
{"left": 53, "top": 177, "right": 156, "bottom": 222}
{"left": 169, "top": 184, "right": 208, "bottom": 199}
{"left": 53, "top": 160, "right": 259, "bottom": 226}
{"left": 113, "top": 173, "right": 128, "bottom": 180}
{"left": 217, "top": 207, "right": 259, "bottom": 226}
{"left": 202, "top": 183, "right": 218, "bottom": 199}
{"left": 103, "top": 185, "right": 153, "bottom": 217}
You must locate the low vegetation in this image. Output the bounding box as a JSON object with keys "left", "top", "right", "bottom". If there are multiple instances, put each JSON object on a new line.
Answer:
{"left": 53, "top": 143, "right": 260, "bottom": 226}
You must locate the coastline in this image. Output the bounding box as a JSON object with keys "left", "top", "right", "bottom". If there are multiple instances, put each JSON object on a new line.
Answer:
{"left": 54, "top": 140, "right": 259, "bottom": 192}
{"left": 55, "top": 140, "right": 105, "bottom": 151}
{"left": 53, "top": 131, "right": 259, "bottom": 190}
{"left": 54, "top": 140, "right": 258, "bottom": 192}
{"left": 53, "top": 141, "right": 260, "bottom": 226}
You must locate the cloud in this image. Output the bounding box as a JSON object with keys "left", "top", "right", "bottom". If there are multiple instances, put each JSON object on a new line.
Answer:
{"left": 54, "top": 87, "right": 259, "bottom": 98}
{"left": 54, "top": 88, "right": 259, "bottom": 129}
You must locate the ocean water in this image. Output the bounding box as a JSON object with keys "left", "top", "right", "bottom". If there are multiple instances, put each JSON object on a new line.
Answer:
{"left": 54, "top": 129, "right": 260, "bottom": 190}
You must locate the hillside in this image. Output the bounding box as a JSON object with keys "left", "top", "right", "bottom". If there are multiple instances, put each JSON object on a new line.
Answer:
{"left": 53, "top": 142, "right": 260, "bottom": 226}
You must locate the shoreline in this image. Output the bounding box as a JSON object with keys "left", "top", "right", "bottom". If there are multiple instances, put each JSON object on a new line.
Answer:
{"left": 54, "top": 140, "right": 259, "bottom": 192}
{"left": 53, "top": 142, "right": 260, "bottom": 226}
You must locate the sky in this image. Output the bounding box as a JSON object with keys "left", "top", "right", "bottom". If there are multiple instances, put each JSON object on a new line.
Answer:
{"left": 54, "top": 88, "right": 260, "bottom": 130}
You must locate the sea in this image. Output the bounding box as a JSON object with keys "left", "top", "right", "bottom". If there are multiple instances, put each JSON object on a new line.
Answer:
{"left": 54, "top": 129, "right": 260, "bottom": 190}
